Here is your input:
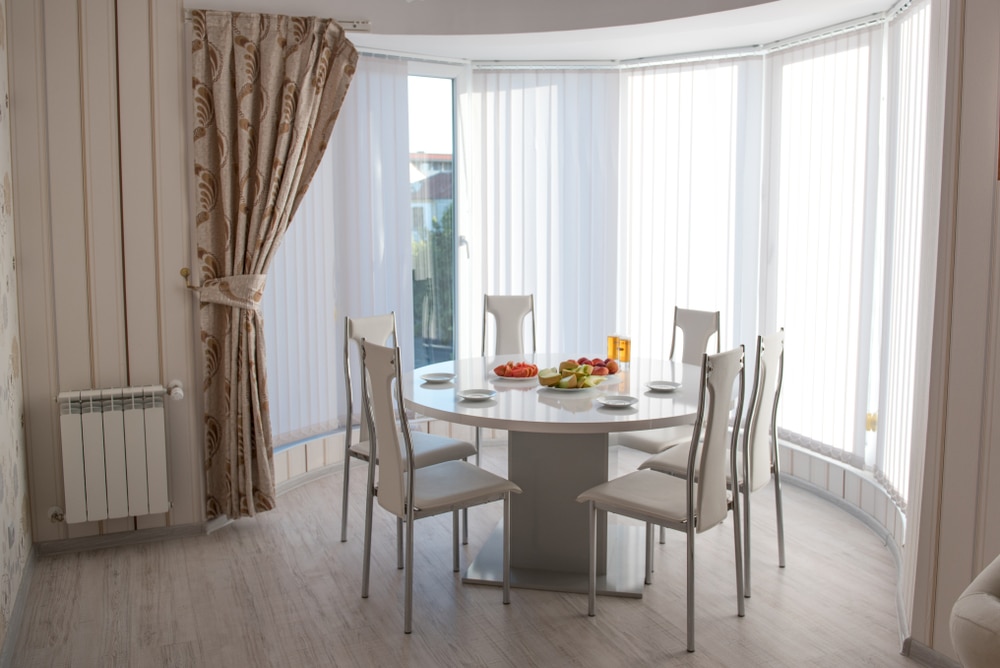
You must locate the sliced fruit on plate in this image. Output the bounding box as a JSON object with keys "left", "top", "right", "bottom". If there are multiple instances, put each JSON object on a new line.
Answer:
{"left": 538, "top": 368, "right": 562, "bottom": 386}
{"left": 493, "top": 361, "right": 539, "bottom": 378}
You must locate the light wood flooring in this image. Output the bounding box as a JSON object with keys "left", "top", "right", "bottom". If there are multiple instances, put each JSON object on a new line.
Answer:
{"left": 8, "top": 443, "right": 918, "bottom": 667}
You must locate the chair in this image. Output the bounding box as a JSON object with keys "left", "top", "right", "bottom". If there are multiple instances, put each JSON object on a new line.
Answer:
{"left": 612, "top": 307, "right": 720, "bottom": 456}
{"left": 482, "top": 294, "right": 536, "bottom": 356}
{"left": 640, "top": 329, "right": 785, "bottom": 597}
{"left": 472, "top": 294, "right": 536, "bottom": 541}
{"left": 340, "top": 313, "right": 476, "bottom": 543}
{"left": 577, "top": 346, "right": 746, "bottom": 652}
{"left": 360, "top": 340, "right": 522, "bottom": 633}
{"left": 951, "top": 552, "right": 1000, "bottom": 668}
{"left": 612, "top": 307, "right": 720, "bottom": 544}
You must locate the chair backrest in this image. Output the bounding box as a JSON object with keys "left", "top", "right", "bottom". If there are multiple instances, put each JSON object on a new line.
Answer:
{"left": 482, "top": 294, "right": 536, "bottom": 355}
{"left": 670, "top": 307, "right": 721, "bottom": 365}
{"left": 687, "top": 345, "right": 744, "bottom": 533}
{"left": 344, "top": 313, "right": 397, "bottom": 447}
{"left": 743, "top": 329, "right": 784, "bottom": 492}
{"left": 359, "top": 339, "right": 411, "bottom": 518}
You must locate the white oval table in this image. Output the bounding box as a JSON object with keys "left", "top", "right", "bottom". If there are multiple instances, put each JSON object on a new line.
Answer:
{"left": 405, "top": 353, "right": 702, "bottom": 597}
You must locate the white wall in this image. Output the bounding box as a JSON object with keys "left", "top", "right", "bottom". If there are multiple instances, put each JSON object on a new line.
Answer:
{"left": 907, "top": 0, "right": 1000, "bottom": 659}
{"left": 9, "top": 0, "right": 201, "bottom": 543}
{"left": 0, "top": 0, "right": 31, "bottom": 650}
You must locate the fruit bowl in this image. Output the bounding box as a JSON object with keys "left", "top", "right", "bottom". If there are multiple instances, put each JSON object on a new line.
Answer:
{"left": 537, "top": 358, "right": 608, "bottom": 390}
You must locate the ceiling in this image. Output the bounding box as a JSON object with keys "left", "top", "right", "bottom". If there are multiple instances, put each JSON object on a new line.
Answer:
{"left": 349, "top": 0, "right": 895, "bottom": 63}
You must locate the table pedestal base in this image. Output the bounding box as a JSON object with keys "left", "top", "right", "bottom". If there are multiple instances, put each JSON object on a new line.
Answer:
{"left": 462, "top": 522, "right": 648, "bottom": 597}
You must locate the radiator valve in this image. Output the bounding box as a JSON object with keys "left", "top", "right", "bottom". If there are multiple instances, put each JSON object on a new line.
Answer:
{"left": 48, "top": 506, "right": 65, "bottom": 523}
{"left": 167, "top": 380, "right": 185, "bottom": 400}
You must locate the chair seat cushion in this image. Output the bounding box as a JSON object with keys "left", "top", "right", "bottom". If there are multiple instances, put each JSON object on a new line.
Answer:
{"left": 612, "top": 425, "right": 693, "bottom": 455}
{"left": 350, "top": 431, "right": 477, "bottom": 468}
{"left": 413, "top": 460, "right": 521, "bottom": 516}
{"left": 576, "top": 469, "right": 693, "bottom": 526}
{"left": 641, "top": 444, "right": 743, "bottom": 486}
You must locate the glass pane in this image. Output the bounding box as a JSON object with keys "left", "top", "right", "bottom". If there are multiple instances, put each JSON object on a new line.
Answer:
{"left": 409, "top": 75, "right": 456, "bottom": 366}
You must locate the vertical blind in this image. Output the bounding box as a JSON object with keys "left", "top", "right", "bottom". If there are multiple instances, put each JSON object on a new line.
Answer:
{"left": 262, "top": 56, "right": 412, "bottom": 446}
{"left": 763, "top": 28, "right": 881, "bottom": 467}
{"left": 261, "top": 5, "right": 943, "bottom": 511}
{"left": 619, "top": 61, "right": 742, "bottom": 359}
{"left": 876, "top": 0, "right": 937, "bottom": 507}
{"left": 457, "top": 69, "right": 621, "bottom": 357}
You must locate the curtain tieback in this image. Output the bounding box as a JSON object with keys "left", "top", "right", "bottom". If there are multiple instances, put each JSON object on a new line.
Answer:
{"left": 197, "top": 274, "right": 267, "bottom": 312}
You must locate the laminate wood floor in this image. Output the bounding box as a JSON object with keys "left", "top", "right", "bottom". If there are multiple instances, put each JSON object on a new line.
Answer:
{"left": 9, "top": 443, "right": 918, "bottom": 667}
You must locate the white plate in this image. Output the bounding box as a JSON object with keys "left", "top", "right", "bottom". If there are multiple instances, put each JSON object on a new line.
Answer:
{"left": 647, "top": 380, "right": 681, "bottom": 392}
{"left": 422, "top": 372, "right": 456, "bottom": 383}
{"left": 598, "top": 395, "right": 638, "bottom": 408}
{"left": 540, "top": 385, "right": 600, "bottom": 393}
{"left": 457, "top": 389, "right": 496, "bottom": 401}
{"left": 490, "top": 373, "right": 538, "bottom": 382}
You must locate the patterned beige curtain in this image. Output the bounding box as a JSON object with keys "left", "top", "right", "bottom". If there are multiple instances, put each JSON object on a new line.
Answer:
{"left": 190, "top": 11, "right": 357, "bottom": 519}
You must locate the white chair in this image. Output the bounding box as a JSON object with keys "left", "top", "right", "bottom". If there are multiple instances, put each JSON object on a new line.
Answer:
{"left": 640, "top": 329, "right": 785, "bottom": 597}
{"left": 577, "top": 346, "right": 746, "bottom": 653}
{"left": 359, "top": 340, "right": 522, "bottom": 634}
{"left": 340, "top": 313, "right": 476, "bottom": 544}
{"left": 612, "top": 307, "right": 720, "bottom": 456}
{"left": 471, "top": 294, "right": 536, "bottom": 541}
{"left": 482, "top": 294, "right": 536, "bottom": 356}
{"left": 612, "top": 307, "right": 720, "bottom": 543}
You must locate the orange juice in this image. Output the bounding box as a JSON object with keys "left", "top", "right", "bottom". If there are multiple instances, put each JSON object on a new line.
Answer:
{"left": 618, "top": 337, "right": 631, "bottom": 363}
{"left": 618, "top": 336, "right": 631, "bottom": 364}
{"left": 607, "top": 335, "right": 620, "bottom": 360}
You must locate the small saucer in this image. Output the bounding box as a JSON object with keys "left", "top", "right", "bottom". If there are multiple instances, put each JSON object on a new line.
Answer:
{"left": 422, "top": 372, "right": 456, "bottom": 383}
{"left": 597, "top": 395, "right": 638, "bottom": 408}
{"left": 457, "top": 389, "right": 496, "bottom": 401}
{"left": 647, "top": 381, "right": 681, "bottom": 392}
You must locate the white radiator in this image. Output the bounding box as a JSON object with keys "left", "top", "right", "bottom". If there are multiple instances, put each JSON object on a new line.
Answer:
{"left": 57, "top": 385, "right": 170, "bottom": 523}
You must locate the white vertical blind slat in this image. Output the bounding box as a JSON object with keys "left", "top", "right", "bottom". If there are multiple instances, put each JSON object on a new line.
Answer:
{"left": 263, "top": 56, "right": 411, "bottom": 445}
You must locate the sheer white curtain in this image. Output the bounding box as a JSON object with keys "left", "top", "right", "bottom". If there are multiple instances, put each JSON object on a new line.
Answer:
{"left": 456, "top": 69, "right": 621, "bottom": 357}
{"left": 618, "top": 60, "right": 746, "bottom": 359}
{"left": 763, "top": 27, "right": 882, "bottom": 466}
{"left": 263, "top": 55, "right": 412, "bottom": 445}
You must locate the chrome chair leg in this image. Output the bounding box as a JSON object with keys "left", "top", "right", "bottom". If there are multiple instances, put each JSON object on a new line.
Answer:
{"left": 397, "top": 517, "right": 404, "bottom": 569}
{"left": 404, "top": 510, "right": 415, "bottom": 634}
{"left": 503, "top": 493, "right": 512, "bottom": 604}
{"left": 453, "top": 510, "right": 460, "bottom": 573}
{"left": 361, "top": 458, "right": 376, "bottom": 598}
{"left": 686, "top": 526, "right": 695, "bottom": 652}
{"left": 588, "top": 501, "right": 597, "bottom": 616}
{"left": 340, "top": 451, "right": 352, "bottom": 542}
{"left": 774, "top": 466, "right": 786, "bottom": 569}
{"left": 645, "top": 522, "right": 654, "bottom": 585}
{"left": 732, "top": 497, "right": 746, "bottom": 615}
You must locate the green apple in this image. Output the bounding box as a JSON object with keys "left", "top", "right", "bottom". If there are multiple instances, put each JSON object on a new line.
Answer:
{"left": 557, "top": 374, "right": 579, "bottom": 389}
{"left": 559, "top": 360, "right": 578, "bottom": 373}
{"left": 538, "top": 368, "right": 561, "bottom": 387}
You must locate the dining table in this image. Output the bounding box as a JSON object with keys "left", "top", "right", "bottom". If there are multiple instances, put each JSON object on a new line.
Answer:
{"left": 404, "top": 352, "right": 702, "bottom": 597}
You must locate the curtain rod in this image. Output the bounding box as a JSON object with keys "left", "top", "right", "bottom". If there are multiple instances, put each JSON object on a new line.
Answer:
{"left": 181, "top": 8, "right": 371, "bottom": 31}
{"left": 185, "top": 2, "right": 923, "bottom": 69}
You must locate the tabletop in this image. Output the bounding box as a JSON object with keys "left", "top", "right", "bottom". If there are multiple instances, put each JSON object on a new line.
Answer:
{"left": 405, "top": 353, "right": 702, "bottom": 435}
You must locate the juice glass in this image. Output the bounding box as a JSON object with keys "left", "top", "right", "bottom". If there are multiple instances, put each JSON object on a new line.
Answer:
{"left": 617, "top": 336, "right": 631, "bottom": 366}
{"left": 606, "top": 335, "right": 620, "bottom": 360}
